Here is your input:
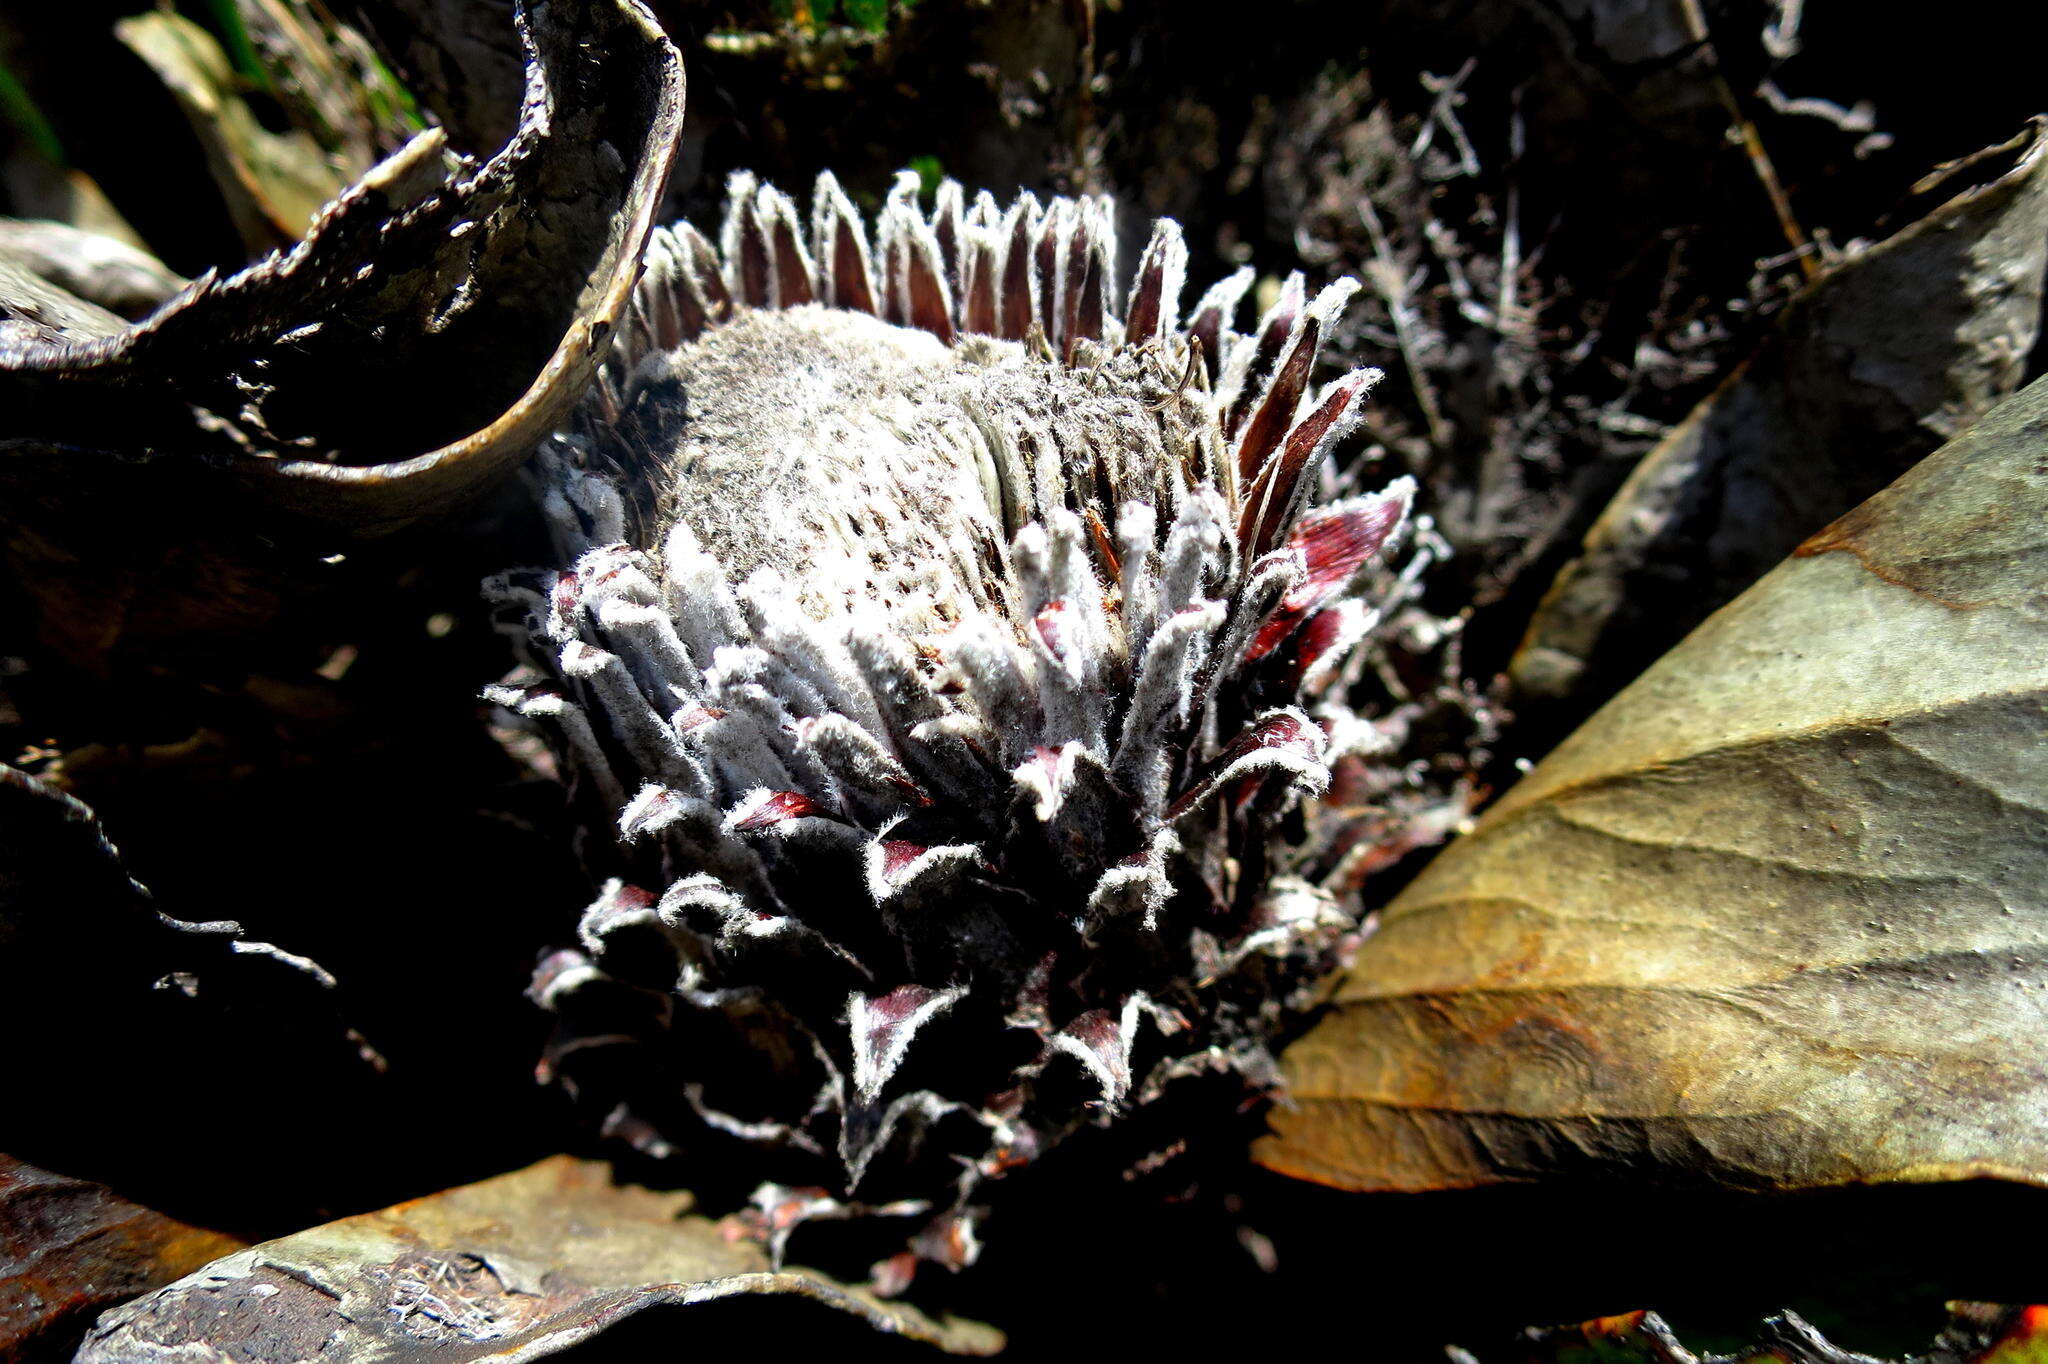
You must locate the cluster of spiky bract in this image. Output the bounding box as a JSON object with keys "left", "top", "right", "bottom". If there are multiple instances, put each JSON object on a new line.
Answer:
{"left": 487, "top": 169, "right": 1418, "bottom": 1282}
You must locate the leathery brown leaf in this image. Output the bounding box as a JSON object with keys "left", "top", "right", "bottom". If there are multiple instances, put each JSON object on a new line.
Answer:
{"left": 75, "top": 1156, "right": 1001, "bottom": 1361}
{"left": 1259, "top": 373, "right": 2048, "bottom": 1194}
{"left": 0, "top": 1154, "right": 244, "bottom": 1362}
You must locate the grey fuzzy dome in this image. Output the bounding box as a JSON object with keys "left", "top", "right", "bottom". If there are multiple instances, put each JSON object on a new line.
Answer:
{"left": 642, "top": 306, "right": 983, "bottom": 607}
{"left": 635, "top": 303, "right": 1232, "bottom": 640}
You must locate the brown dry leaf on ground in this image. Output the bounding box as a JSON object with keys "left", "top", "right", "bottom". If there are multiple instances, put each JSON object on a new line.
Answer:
{"left": 74, "top": 1157, "right": 1001, "bottom": 1362}
{"left": 0, "top": 1155, "right": 244, "bottom": 1364}
{"left": 1260, "top": 373, "right": 2048, "bottom": 1193}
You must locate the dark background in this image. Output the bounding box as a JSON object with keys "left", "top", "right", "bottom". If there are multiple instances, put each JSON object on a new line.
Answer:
{"left": 4, "top": 2, "right": 2047, "bottom": 1358}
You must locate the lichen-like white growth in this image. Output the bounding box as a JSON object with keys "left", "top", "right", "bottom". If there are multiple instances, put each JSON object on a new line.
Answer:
{"left": 487, "top": 169, "right": 1424, "bottom": 1286}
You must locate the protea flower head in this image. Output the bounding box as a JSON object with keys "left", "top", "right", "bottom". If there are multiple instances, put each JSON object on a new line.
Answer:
{"left": 486, "top": 168, "right": 1433, "bottom": 1283}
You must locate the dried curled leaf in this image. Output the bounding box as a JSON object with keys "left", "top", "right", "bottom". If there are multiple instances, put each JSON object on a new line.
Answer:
{"left": 0, "top": 0, "right": 682, "bottom": 675}
{"left": 3, "top": 0, "right": 680, "bottom": 528}
{"left": 74, "top": 1157, "right": 1002, "bottom": 1361}
{"left": 1259, "top": 374, "right": 2048, "bottom": 1193}
{"left": 1513, "top": 119, "right": 2048, "bottom": 711}
{"left": 1489, "top": 1303, "right": 2048, "bottom": 1364}
{"left": 0, "top": 1154, "right": 244, "bottom": 1362}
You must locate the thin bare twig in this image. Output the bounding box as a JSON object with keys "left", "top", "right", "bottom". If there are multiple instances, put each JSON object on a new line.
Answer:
{"left": 1676, "top": 0, "right": 1822, "bottom": 281}
{"left": 1497, "top": 89, "right": 1527, "bottom": 338}
{"left": 1411, "top": 59, "right": 1480, "bottom": 178}
{"left": 1358, "top": 193, "right": 1452, "bottom": 450}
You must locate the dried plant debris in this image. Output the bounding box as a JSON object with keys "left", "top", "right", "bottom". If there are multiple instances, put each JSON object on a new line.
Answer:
{"left": 75, "top": 1156, "right": 1000, "bottom": 1362}
{"left": 1, "top": 0, "right": 2043, "bottom": 1354}
{"left": 1259, "top": 60, "right": 1743, "bottom": 629}
{"left": 1479, "top": 1303, "right": 2048, "bottom": 1364}
{"left": 0, "top": 0, "right": 680, "bottom": 682}
{"left": 1513, "top": 119, "right": 2048, "bottom": 709}
{"left": 234, "top": 0, "right": 427, "bottom": 169}
{"left": 105, "top": 0, "right": 425, "bottom": 264}
{"left": 487, "top": 166, "right": 1486, "bottom": 1280}
{"left": 1260, "top": 373, "right": 2048, "bottom": 1195}
{"left": 2, "top": 0, "right": 678, "bottom": 514}
{"left": 1240, "top": 18, "right": 2045, "bottom": 721}
{"left": 0, "top": 155, "right": 144, "bottom": 263}
{"left": 113, "top": 10, "right": 354, "bottom": 255}
{"left": 0, "top": 250, "right": 123, "bottom": 340}
{"left": 0, "top": 1154, "right": 244, "bottom": 1363}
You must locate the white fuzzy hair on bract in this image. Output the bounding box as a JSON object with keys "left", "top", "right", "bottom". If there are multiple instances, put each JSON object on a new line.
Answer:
{"left": 486, "top": 168, "right": 1418, "bottom": 1284}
